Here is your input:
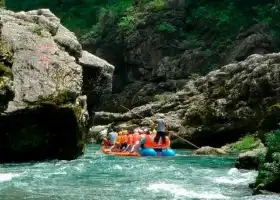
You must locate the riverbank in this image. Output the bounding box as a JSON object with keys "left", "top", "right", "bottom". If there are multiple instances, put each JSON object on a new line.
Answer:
{"left": 1, "top": 144, "right": 280, "bottom": 200}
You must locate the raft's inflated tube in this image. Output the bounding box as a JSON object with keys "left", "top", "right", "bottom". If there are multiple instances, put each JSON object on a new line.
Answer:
{"left": 161, "top": 149, "right": 176, "bottom": 156}
{"left": 139, "top": 148, "right": 157, "bottom": 156}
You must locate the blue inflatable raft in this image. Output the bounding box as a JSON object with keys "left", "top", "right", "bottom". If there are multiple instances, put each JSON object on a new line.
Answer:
{"left": 139, "top": 148, "right": 176, "bottom": 156}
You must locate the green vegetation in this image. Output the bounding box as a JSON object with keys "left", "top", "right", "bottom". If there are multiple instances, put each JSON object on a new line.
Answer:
{"left": 0, "top": 63, "right": 12, "bottom": 78}
{"left": 0, "top": 0, "right": 5, "bottom": 8}
{"left": 35, "top": 91, "right": 76, "bottom": 106}
{"left": 6, "top": 0, "right": 133, "bottom": 36}
{"left": 0, "top": 39, "right": 13, "bottom": 64}
{"left": 0, "top": 38, "right": 13, "bottom": 113}
{"left": 29, "top": 25, "right": 44, "bottom": 36}
{"left": 117, "top": 14, "right": 139, "bottom": 34}
{"left": 254, "top": 129, "right": 280, "bottom": 193}
{"left": 148, "top": 0, "right": 166, "bottom": 11}
{"left": 7, "top": 0, "right": 280, "bottom": 58}
{"left": 153, "top": 92, "right": 177, "bottom": 103}
{"left": 156, "top": 23, "right": 176, "bottom": 33}
{"left": 229, "top": 135, "right": 261, "bottom": 152}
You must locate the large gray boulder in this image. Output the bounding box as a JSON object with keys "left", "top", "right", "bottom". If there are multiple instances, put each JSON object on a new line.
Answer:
{"left": 0, "top": 8, "right": 114, "bottom": 162}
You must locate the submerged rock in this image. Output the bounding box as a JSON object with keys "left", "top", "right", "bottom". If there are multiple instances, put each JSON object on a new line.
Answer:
{"left": 192, "top": 146, "right": 227, "bottom": 156}
{"left": 0, "top": 9, "right": 113, "bottom": 162}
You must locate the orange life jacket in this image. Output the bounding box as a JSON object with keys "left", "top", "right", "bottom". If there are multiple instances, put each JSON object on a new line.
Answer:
{"left": 133, "top": 134, "right": 141, "bottom": 145}
{"left": 122, "top": 134, "right": 128, "bottom": 143}
{"left": 158, "top": 136, "right": 170, "bottom": 148}
{"left": 144, "top": 135, "right": 155, "bottom": 148}
{"left": 116, "top": 135, "right": 121, "bottom": 143}
{"left": 127, "top": 134, "right": 133, "bottom": 145}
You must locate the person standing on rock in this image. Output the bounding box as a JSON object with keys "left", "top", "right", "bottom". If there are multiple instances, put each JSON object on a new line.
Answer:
{"left": 153, "top": 114, "right": 166, "bottom": 145}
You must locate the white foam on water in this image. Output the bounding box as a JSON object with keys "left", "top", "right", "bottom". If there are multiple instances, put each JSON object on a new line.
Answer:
{"left": 112, "top": 165, "right": 122, "bottom": 170}
{"left": 147, "top": 165, "right": 161, "bottom": 171}
{"left": 147, "top": 183, "right": 229, "bottom": 199}
{"left": 0, "top": 173, "right": 21, "bottom": 182}
{"left": 228, "top": 168, "right": 239, "bottom": 176}
{"left": 73, "top": 163, "right": 85, "bottom": 171}
{"left": 214, "top": 168, "right": 258, "bottom": 185}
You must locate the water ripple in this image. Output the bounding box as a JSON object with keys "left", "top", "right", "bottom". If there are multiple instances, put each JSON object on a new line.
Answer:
{"left": 0, "top": 145, "right": 279, "bottom": 200}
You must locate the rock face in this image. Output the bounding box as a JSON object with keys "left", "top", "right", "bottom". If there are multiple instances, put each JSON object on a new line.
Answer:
{"left": 0, "top": 9, "right": 114, "bottom": 162}
{"left": 82, "top": 1, "right": 276, "bottom": 112}
{"left": 93, "top": 53, "right": 280, "bottom": 149}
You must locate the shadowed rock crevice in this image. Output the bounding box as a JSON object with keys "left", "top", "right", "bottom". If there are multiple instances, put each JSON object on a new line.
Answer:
{"left": 0, "top": 104, "right": 83, "bottom": 163}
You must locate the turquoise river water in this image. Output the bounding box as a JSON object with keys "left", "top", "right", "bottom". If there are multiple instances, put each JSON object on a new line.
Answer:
{"left": 0, "top": 145, "right": 280, "bottom": 200}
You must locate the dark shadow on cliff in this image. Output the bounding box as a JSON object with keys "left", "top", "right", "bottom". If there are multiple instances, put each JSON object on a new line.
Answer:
{"left": 0, "top": 104, "right": 83, "bottom": 163}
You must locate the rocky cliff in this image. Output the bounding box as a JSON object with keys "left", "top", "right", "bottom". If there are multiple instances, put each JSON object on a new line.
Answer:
{"left": 93, "top": 52, "right": 280, "bottom": 149}
{"left": 0, "top": 8, "right": 114, "bottom": 162}
{"left": 82, "top": 0, "right": 277, "bottom": 112}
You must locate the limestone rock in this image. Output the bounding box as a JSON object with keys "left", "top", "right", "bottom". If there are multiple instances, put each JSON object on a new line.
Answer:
{"left": 93, "top": 52, "right": 280, "bottom": 149}
{"left": 192, "top": 146, "right": 227, "bottom": 156}
{"left": 0, "top": 9, "right": 113, "bottom": 162}
{"left": 226, "top": 24, "right": 275, "bottom": 62}
{"left": 88, "top": 125, "right": 109, "bottom": 143}
{"left": 82, "top": 4, "right": 276, "bottom": 112}
{"left": 235, "top": 144, "right": 267, "bottom": 170}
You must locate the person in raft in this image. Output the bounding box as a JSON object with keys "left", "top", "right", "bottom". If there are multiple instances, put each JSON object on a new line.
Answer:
{"left": 130, "top": 129, "right": 142, "bottom": 153}
{"left": 125, "top": 130, "right": 134, "bottom": 152}
{"left": 110, "top": 130, "right": 123, "bottom": 152}
{"left": 106, "top": 127, "right": 118, "bottom": 149}
{"left": 120, "top": 130, "right": 129, "bottom": 151}
{"left": 158, "top": 132, "right": 171, "bottom": 148}
{"left": 103, "top": 128, "right": 115, "bottom": 148}
{"left": 140, "top": 129, "right": 156, "bottom": 149}
{"left": 153, "top": 114, "right": 166, "bottom": 145}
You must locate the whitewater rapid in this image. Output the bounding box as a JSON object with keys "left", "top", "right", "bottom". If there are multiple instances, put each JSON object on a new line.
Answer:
{"left": 0, "top": 145, "right": 279, "bottom": 200}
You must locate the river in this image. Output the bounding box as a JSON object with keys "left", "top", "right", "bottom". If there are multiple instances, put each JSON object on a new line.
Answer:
{"left": 0, "top": 145, "right": 279, "bottom": 200}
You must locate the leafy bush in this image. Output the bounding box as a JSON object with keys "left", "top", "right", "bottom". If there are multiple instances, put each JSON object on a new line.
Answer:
{"left": 229, "top": 135, "right": 260, "bottom": 152}
{"left": 265, "top": 129, "right": 280, "bottom": 156}
{"left": 118, "top": 15, "right": 138, "bottom": 33}
{"left": 6, "top": 0, "right": 133, "bottom": 36}
{"left": 156, "top": 23, "right": 176, "bottom": 33}
{"left": 148, "top": 0, "right": 166, "bottom": 11}
{"left": 254, "top": 129, "right": 280, "bottom": 193}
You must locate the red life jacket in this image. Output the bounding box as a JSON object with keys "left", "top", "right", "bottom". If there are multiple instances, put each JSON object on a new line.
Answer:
{"left": 158, "top": 136, "right": 170, "bottom": 148}
{"left": 127, "top": 134, "right": 133, "bottom": 145}
{"left": 144, "top": 135, "right": 155, "bottom": 148}
{"left": 133, "top": 134, "right": 141, "bottom": 145}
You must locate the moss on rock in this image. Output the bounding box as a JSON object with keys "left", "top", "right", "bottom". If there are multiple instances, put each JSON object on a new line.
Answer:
{"left": 0, "top": 38, "right": 14, "bottom": 113}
